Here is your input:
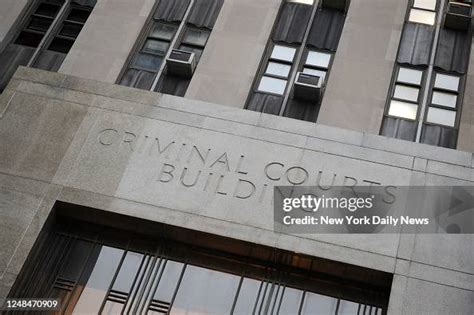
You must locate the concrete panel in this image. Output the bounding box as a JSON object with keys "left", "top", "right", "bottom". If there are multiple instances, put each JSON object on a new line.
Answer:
{"left": 395, "top": 259, "right": 474, "bottom": 291}
{"left": 0, "top": 188, "right": 42, "bottom": 275}
{"left": 458, "top": 73, "right": 474, "bottom": 153}
{"left": 2, "top": 68, "right": 474, "bottom": 311}
{"left": 390, "top": 277, "right": 474, "bottom": 315}
{"left": 0, "top": 0, "right": 29, "bottom": 49}
{"left": 59, "top": 0, "right": 154, "bottom": 83}
{"left": 0, "top": 92, "right": 88, "bottom": 182}
{"left": 185, "top": 0, "right": 281, "bottom": 108}
{"left": 318, "top": 0, "right": 408, "bottom": 134}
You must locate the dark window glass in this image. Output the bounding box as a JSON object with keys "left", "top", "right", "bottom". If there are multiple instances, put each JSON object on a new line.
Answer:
{"left": 143, "top": 39, "right": 169, "bottom": 55}
{"left": 36, "top": 2, "right": 61, "bottom": 18}
{"left": 181, "top": 27, "right": 210, "bottom": 46}
{"left": 9, "top": 218, "right": 390, "bottom": 315}
{"left": 150, "top": 23, "right": 178, "bottom": 40}
{"left": 27, "top": 16, "right": 53, "bottom": 32}
{"left": 178, "top": 44, "right": 203, "bottom": 61}
{"left": 48, "top": 37, "right": 74, "bottom": 53}
{"left": 59, "top": 240, "right": 94, "bottom": 280}
{"left": 420, "top": 124, "right": 457, "bottom": 148}
{"left": 59, "top": 22, "right": 82, "bottom": 38}
{"left": 66, "top": 8, "right": 90, "bottom": 23}
{"left": 15, "top": 31, "right": 44, "bottom": 47}
{"left": 120, "top": 21, "right": 179, "bottom": 90}
{"left": 121, "top": 69, "right": 155, "bottom": 90}
{"left": 133, "top": 53, "right": 163, "bottom": 71}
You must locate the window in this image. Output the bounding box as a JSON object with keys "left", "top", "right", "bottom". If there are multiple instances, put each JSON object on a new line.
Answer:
{"left": 154, "top": 0, "right": 224, "bottom": 97}
{"left": 14, "top": 1, "right": 63, "bottom": 47}
{"left": 47, "top": 5, "right": 91, "bottom": 53}
{"left": 302, "top": 50, "right": 332, "bottom": 84}
{"left": 0, "top": 0, "right": 96, "bottom": 92}
{"left": 381, "top": 0, "right": 471, "bottom": 149}
{"left": 424, "top": 72, "right": 461, "bottom": 127}
{"left": 408, "top": 0, "right": 437, "bottom": 25}
{"left": 177, "top": 26, "right": 210, "bottom": 63}
{"left": 120, "top": 0, "right": 224, "bottom": 97}
{"left": 386, "top": 66, "right": 424, "bottom": 120}
{"left": 257, "top": 44, "right": 296, "bottom": 95}
{"left": 120, "top": 21, "right": 179, "bottom": 90}
{"left": 10, "top": 215, "right": 392, "bottom": 314}
{"left": 246, "top": 0, "right": 349, "bottom": 122}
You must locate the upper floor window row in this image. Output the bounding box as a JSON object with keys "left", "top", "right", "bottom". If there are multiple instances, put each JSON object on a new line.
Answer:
{"left": 0, "top": 0, "right": 96, "bottom": 92}
{"left": 246, "top": 0, "right": 349, "bottom": 122}
{"left": 118, "top": 0, "right": 223, "bottom": 97}
{"left": 381, "top": 0, "right": 472, "bottom": 149}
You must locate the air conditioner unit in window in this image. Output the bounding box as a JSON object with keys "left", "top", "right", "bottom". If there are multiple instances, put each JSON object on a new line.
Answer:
{"left": 293, "top": 72, "right": 322, "bottom": 102}
{"left": 321, "top": 0, "right": 350, "bottom": 12}
{"left": 444, "top": 1, "right": 472, "bottom": 31}
{"left": 166, "top": 49, "right": 196, "bottom": 78}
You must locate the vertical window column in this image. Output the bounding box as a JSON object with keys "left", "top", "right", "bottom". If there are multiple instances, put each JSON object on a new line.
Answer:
{"left": 0, "top": 0, "right": 96, "bottom": 92}
{"left": 120, "top": 22, "right": 180, "bottom": 90}
{"left": 382, "top": 67, "right": 425, "bottom": 141}
{"left": 246, "top": 0, "right": 349, "bottom": 122}
{"left": 381, "top": 0, "right": 472, "bottom": 149}
{"left": 154, "top": 0, "right": 224, "bottom": 97}
{"left": 419, "top": 0, "right": 472, "bottom": 148}
{"left": 119, "top": 0, "right": 223, "bottom": 98}
{"left": 0, "top": 0, "right": 64, "bottom": 92}
{"left": 32, "top": 1, "right": 94, "bottom": 71}
{"left": 118, "top": 0, "right": 191, "bottom": 90}
{"left": 381, "top": 0, "right": 439, "bottom": 142}
{"left": 257, "top": 44, "right": 296, "bottom": 95}
{"left": 245, "top": 0, "right": 314, "bottom": 116}
{"left": 284, "top": 4, "right": 346, "bottom": 122}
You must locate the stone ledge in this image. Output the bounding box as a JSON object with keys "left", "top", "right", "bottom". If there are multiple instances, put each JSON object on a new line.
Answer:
{"left": 394, "top": 259, "right": 474, "bottom": 291}
{"left": 57, "top": 186, "right": 397, "bottom": 273}
{"left": 362, "top": 133, "right": 473, "bottom": 168}
{"left": 9, "top": 67, "right": 474, "bottom": 171}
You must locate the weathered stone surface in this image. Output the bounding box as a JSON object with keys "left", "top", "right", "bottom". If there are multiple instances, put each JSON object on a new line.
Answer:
{"left": 1, "top": 69, "right": 473, "bottom": 311}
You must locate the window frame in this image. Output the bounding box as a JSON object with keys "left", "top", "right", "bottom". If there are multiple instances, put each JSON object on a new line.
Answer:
{"left": 422, "top": 70, "right": 465, "bottom": 129}
{"left": 254, "top": 42, "right": 299, "bottom": 97}
{"left": 132, "top": 21, "right": 179, "bottom": 72}
{"left": 41, "top": 3, "right": 93, "bottom": 54}
{"left": 12, "top": 0, "right": 66, "bottom": 49}
{"left": 10, "top": 215, "right": 391, "bottom": 315}
{"left": 118, "top": 18, "right": 181, "bottom": 87}
{"left": 384, "top": 65, "right": 427, "bottom": 121}
{"left": 407, "top": 0, "right": 438, "bottom": 25}
{"left": 176, "top": 24, "right": 211, "bottom": 63}
{"left": 299, "top": 48, "right": 333, "bottom": 86}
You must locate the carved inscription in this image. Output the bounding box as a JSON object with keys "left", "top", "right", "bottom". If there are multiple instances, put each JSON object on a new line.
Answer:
{"left": 97, "top": 128, "right": 394, "bottom": 203}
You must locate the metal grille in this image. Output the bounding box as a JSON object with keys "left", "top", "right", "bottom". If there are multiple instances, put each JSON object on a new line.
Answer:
{"left": 8, "top": 218, "right": 390, "bottom": 315}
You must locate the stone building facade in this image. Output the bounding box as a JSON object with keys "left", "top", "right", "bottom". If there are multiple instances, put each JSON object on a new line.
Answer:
{"left": 0, "top": 0, "right": 473, "bottom": 314}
